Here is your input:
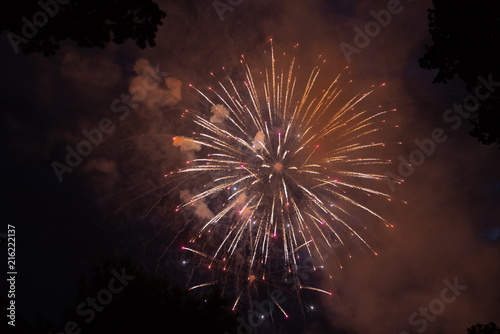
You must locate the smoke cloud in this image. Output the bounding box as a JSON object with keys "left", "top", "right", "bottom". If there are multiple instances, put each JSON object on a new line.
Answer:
{"left": 172, "top": 136, "right": 202, "bottom": 161}
{"left": 209, "top": 104, "right": 230, "bottom": 124}
{"left": 252, "top": 131, "right": 265, "bottom": 150}
{"left": 179, "top": 189, "right": 214, "bottom": 221}
{"left": 129, "top": 58, "right": 182, "bottom": 110}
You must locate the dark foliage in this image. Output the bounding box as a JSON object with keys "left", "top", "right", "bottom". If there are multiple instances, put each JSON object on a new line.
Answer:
{"left": 37, "top": 258, "right": 239, "bottom": 334}
{"left": 467, "top": 322, "right": 500, "bottom": 334}
{"left": 419, "top": 0, "right": 500, "bottom": 147}
{"left": 2, "top": 0, "right": 166, "bottom": 56}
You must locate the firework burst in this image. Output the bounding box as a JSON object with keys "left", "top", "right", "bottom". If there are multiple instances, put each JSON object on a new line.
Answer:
{"left": 169, "top": 40, "right": 398, "bottom": 306}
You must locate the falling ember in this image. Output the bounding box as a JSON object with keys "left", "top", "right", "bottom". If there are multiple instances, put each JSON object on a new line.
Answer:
{"left": 189, "top": 281, "right": 219, "bottom": 291}
{"left": 299, "top": 285, "right": 333, "bottom": 296}
{"left": 271, "top": 294, "right": 289, "bottom": 318}
{"left": 170, "top": 39, "right": 398, "bottom": 303}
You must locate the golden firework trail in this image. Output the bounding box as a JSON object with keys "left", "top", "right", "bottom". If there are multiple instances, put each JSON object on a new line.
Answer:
{"left": 170, "top": 39, "right": 398, "bottom": 303}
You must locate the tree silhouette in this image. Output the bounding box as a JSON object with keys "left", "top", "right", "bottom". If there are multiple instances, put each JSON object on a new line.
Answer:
{"left": 467, "top": 322, "right": 500, "bottom": 334}
{"left": 37, "top": 257, "right": 239, "bottom": 334}
{"left": 419, "top": 0, "right": 500, "bottom": 147}
{"left": 2, "top": 0, "right": 166, "bottom": 56}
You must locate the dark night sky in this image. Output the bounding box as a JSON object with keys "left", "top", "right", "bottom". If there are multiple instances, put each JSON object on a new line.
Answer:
{"left": 1, "top": 0, "right": 499, "bottom": 333}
